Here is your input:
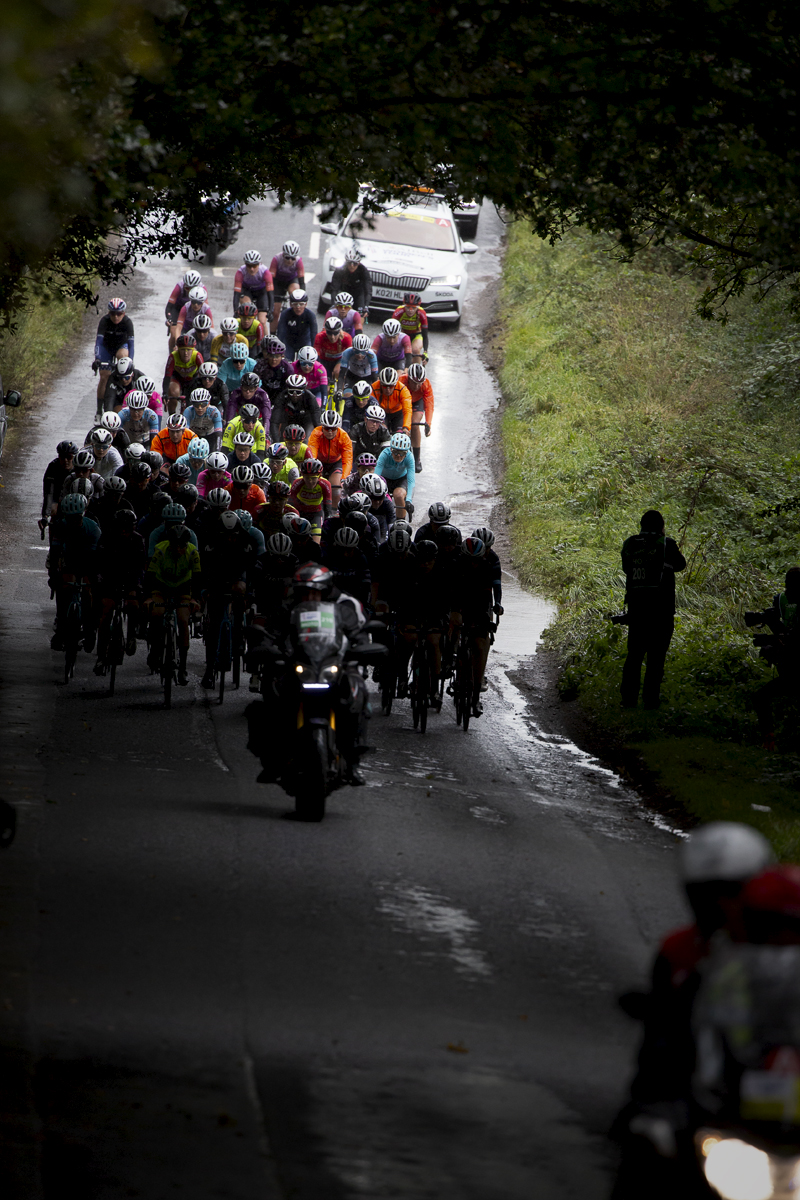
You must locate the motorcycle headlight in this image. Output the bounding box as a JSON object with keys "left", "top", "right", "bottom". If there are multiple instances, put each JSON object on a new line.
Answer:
{"left": 703, "top": 1138, "right": 773, "bottom": 1200}
{"left": 321, "top": 663, "right": 340, "bottom": 684}
{"left": 430, "top": 275, "right": 462, "bottom": 287}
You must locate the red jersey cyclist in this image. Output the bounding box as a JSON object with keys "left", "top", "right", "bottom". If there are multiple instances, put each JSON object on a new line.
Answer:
{"left": 398, "top": 363, "right": 434, "bottom": 473}
{"left": 391, "top": 293, "right": 429, "bottom": 364}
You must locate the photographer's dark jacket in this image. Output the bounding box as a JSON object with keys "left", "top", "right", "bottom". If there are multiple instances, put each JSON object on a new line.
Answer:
{"left": 621, "top": 533, "right": 686, "bottom": 619}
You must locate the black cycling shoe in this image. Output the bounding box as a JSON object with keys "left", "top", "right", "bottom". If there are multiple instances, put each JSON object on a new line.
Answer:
{"left": 472, "top": 701, "right": 483, "bottom": 718}
{"left": 50, "top": 634, "right": 64, "bottom": 651}
{"left": 82, "top": 629, "right": 96, "bottom": 653}
{"left": 346, "top": 765, "right": 367, "bottom": 786}
{"left": 92, "top": 660, "right": 106, "bottom": 676}
{"left": 125, "top": 635, "right": 137, "bottom": 656}
{"left": 201, "top": 670, "right": 215, "bottom": 689}
{"left": 415, "top": 461, "right": 422, "bottom": 473}
{"left": 177, "top": 669, "right": 189, "bottom": 686}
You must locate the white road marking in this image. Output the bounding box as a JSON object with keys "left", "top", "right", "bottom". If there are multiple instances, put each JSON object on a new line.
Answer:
{"left": 213, "top": 267, "right": 228, "bottom": 277}
{"left": 304, "top": 272, "right": 315, "bottom": 284}
{"left": 309, "top": 232, "right": 320, "bottom": 260}
{"left": 312, "top": 203, "right": 323, "bottom": 226}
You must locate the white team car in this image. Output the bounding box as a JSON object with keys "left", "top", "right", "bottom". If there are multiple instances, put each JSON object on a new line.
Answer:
{"left": 318, "top": 193, "right": 478, "bottom": 326}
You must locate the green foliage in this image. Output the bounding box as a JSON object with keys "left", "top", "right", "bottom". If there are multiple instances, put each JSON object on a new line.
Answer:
{"left": 500, "top": 224, "right": 800, "bottom": 752}
{"left": 0, "top": 281, "right": 83, "bottom": 398}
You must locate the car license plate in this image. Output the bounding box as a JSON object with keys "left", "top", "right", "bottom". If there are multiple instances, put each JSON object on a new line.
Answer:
{"left": 374, "top": 286, "right": 406, "bottom": 300}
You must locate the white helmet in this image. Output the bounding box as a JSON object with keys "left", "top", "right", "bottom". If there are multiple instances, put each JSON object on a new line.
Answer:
{"left": 382, "top": 318, "right": 402, "bottom": 337}
{"left": 334, "top": 291, "right": 354, "bottom": 307}
{"left": 352, "top": 333, "right": 371, "bottom": 352}
{"left": 680, "top": 822, "right": 774, "bottom": 884}
{"left": 320, "top": 410, "right": 341, "bottom": 429}
{"left": 282, "top": 240, "right": 301, "bottom": 258}
{"left": 296, "top": 346, "right": 318, "bottom": 367}
{"left": 188, "top": 286, "right": 208, "bottom": 303}
{"left": 345, "top": 246, "right": 362, "bottom": 263}
{"left": 206, "top": 451, "right": 229, "bottom": 470}
{"left": 90, "top": 428, "right": 113, "bottom": 447}
{"left": 193, "top": 313, "right": 212, "bottom": 331}
{"left": 286, "top": 374, "right": 307, "bottom": 390}
{"left": 243, "top": 250, "right": 261, "bottom": 265}
{"left": 183, "top": 269, "right": 203, "bottom": 289}
{"left": 324, "top": 316, "right": 343, "bottom": 335}
{"left": 221, "top": 317, "right": 239, "bottom": 333}
{"left": 100, "top": 411, "right": 121, "bottom": 432}
{"left": 365, "top": 404, "right": 385, "bottom": 421}
{"left": 360, "top": 473, "right": 387, "bottom": 498}
{"left": 137, "top": 376, "right": 156, "bottom": 395}
{"left": 220, "top": 510, "right": 240, "bottom": 530}
{"left": 190, "top": 388, "right": 212, "bottom": 406}
{"left": 126, "top": 390, "right": 148, "bottom": 410}
{"left": 379, "top": 367, "right": 398, "bottom": 388}
{"left": 198, "top": 361, "right": 218, "bottom": 379}
{"left": 115, "top": 357, "right": 134, "bottom": 376}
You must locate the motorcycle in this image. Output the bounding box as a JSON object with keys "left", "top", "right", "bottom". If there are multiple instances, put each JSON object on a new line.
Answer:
{"left": 199, "top": 194, "right": 244, "bottom": 266}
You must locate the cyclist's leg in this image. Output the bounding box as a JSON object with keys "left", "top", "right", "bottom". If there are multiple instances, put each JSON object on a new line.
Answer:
{"left": 471, "top": 630, "right": 491, "bottom": 713}
{"left": 409, "top": 335, "right": 425, "bottom": 365}
{"left": 391, "top": 484, "right": 407, "bottom": 521}
{"left": 166, "top": 378, "right": 184, "bottom": 415}
{"left": 124, "top": 589, "right": 140, "bottom": 654}
{"left": 147, "top": 590, "right": 166, "bottom": 668}
{"left": 174, "top": 596, "right": 192, "bottom": 683}
{"left": 395, "top": 621, "right": 416, "bottom": 694}
{"left": 202, "top": 592, "right": 223, "bottom": 687}
{"left": 427, "top": 628, "right": 442, "bottom": 679}
{"left": 328, "top": 466, "right": 343, "bottom": 507}
{"left": 410, "top": 408, "right": 425, "bottom": 469}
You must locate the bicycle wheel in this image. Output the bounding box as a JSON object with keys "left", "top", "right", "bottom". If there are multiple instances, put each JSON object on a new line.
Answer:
{"left": 217, "top": 619, "right": 232, "bottom": 705}
{"left": 232, "top": 613, "right": 243, "bottom": 689}
{"left": 381, "top": 663, "right": 395, "bottom": 714}
{"left": 461, "top": 648, "right": 472, "bottom": 732}
{"left": 108, "top": 611, "right": 123, "bottom": 696}
{"left": 163, "top": 620, "right": 175, "bottom": 709}
{"left": 410, "top": 643, "right": 424, "bottom": 730}
{"left": 63, "top": 599, "right": 81, "bottom": 684}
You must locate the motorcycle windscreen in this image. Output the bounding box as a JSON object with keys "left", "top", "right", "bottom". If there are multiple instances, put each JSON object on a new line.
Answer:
{"left": 291, "top": 601, "right": 343, "bottom": 661}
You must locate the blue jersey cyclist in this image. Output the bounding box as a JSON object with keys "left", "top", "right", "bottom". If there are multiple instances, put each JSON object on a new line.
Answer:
{"left": 375, "top": 432, "right": 415, "bottom": 523}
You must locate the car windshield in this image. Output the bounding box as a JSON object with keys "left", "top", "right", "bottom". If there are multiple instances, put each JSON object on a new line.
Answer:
{"left": 345, "top": 208, "right": 456, "bottom": 252}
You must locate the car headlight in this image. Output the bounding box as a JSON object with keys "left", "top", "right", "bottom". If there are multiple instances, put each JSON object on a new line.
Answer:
{"left": 703, "top": 1138, "right": 773, "bottom": 1200}
{"left": 328, "top": 256, "right": 344, "bottom": 269}
{"left": 430, "top": 275, "right": 462, "bottom": 287}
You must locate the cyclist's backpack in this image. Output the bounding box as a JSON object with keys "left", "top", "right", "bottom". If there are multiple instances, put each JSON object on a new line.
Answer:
{"left": 622, "top": 532, "right": 667, "bottom": 598}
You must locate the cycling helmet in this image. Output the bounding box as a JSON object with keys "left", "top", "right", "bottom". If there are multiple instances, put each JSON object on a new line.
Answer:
{"left": 193, "top": 313, "right": 212, "bottom": 331}
{"left": 471, "top": 526, "right": 495, "bottom": 549}
{"left": 252, "top": 462, "right": 271, "bottom": 484}
{"left": 352, "top": 334, "right": 371, "bottom": 353}
{"left": 436, "top": 524, "right": 463, "bottom": 549}
{"left": 338, "top": 496, "right": 362, "bottom": 516}
{"left": 320, "top": 410, "right": 341, "bottom": 429}
{"left": 265, "top": 337, "right": 285, "bottom": 356}
{"left": 681, "top": 822, "right": 774, "bottom": 884}
{"left": 242, "top": 372, "right": 261, "bottom": 390}
{"left": 284, "top": 424, "right": 306, "bottom": 442}
{"left": 352, "top": 380, "right": 372, "bottom": 400}
{"left": 388, "top": 528, "right": 411, "bottom": 553}
{"left": 269, "top": 480, "right": 291, "bottom": 498}
{"left": 365, "top": 404, "right": 385, "bottom": 421}
{"left": 207, "top": 487, "right": 232, "bottom": 509}
{"left": 382, "top": 318, "right": 402, "bottom": 337}
{"left": 230, "top": 342, "right": 248, "bottom": 361}
{"left": 295, "top": 346, "right": 318, "bottom": 367}
{"left": 162, "top": 502, "right": 187, "bottom": 523}
{"left": 108, "top": 297, "right": 126, "bottom": 312}
{"left": 167, "top": 412, "right": 187, "bottom": 429}
{"left": 389, "top": 432, "right": 411, "bottom": 452}
{"left": 182, "top": 269, "right": 202, "bottom": 289}
{"left": 407, "top": 363, "right": 426, "bottom": 383}
{"left": 178, "top": 483, "right": 199, "bottom": 504}
{"left": 176, "top": 333, "right": 196, "bottom": 349}
{"left": 71, "top": 477, "right": 94, "bottom": 498}
{"left": 126, "top": 390, "right": 148, "bottom": 410}
{"left": 344, "top": 510, "right": 368, "bottom": 536}
{"left": 290, "top": 290, "right": 308, "bottom": 305}
{"left": 198, "top": 361, "right": 218, "bottom": 380}
{"left": 169, "top": 460, "right": 192, "bottom": 481}
{"left": 403, "top": 292, "right": 421, "bottom": 306}
{"left": 238, "top": 510, "right": 253, "bottom": 531}
{"left": 462, "top": 536, "right": 486, "bottom": 558}
{"left": 360, "top": 473, "right": 387, "bottom": 498}
{"left": 100, "top": 411, "right": 122, "bottom": 432}
{"left": 61, "top": 493, "right": 88, "bottom": 516}
{"left": 243, "top": 250, "right": 261, "bottom": 265}
{"left": 283, "top": 513, "right": 312, "bottom": 536}
{"left": 130, "top": 461, "right": 152, "bottom": 481}
{"left": 428, "top": 501, "right": 451, "bottom": 524}
{"left": 220, "top": 316, "right": 239, "bottom": 334}
{"left": 414, "top": 539, "right": 438, "bottom": 562}
{"left": 282, "top": 240, "right": 301, "bottom": 258}
{"left": 324, "top": 316, "right": 343, "bottom": 335}
{"left": 268, "top": 442, "right": 289, "bottom": 461}
{"left": 206, "top": 451, "right": 229, "bottom": 470}
{"left": 57, "top": 440, "right": 78, "bottom": 458}
{"left": 75, "top": 449, "right": 95, "bottom": 469}
{"left": 299, "top": 457, "right": 323, "bottom": 476}
{"left": 219, "top": 510, "right": 240, "bottom": 531}
{"left": 344, "top": 246, "right": 362, "bottom": 263}
{"left": 351, "top": 491, "right": 372, "bottom": 511}
{"left": 231, "top": 465, "right": 254, "bottom": 485}
{"left": 144, "top": 450, "right": 163, "bottom": 471}
{"left": 105, "top": 475, "right": 127, "bottom": 495}
{"left": 334, "top": 291, "right": 354, "bottom": 307}
{"left": 293, "top": 563, "right": 333, "bottom": 597}
{"left": 114, "top": 508, "right": 137, "bottom": 529}
{"left": 334, "top": 526, "right": 360, "bottom": 549}
{"left": 286, "top": 374, "right": 306, "bottom": 391}
{"left": 137, "top": 376, "right": 156, "bottom": 395}
{"left": 151, "top": 491, "right": 170, "bottom": 514}
{"left": 188, "top": 286, "right": 208, "bottom": 303}
{"left": 115, "top": 357, "right": 134, "bottom": 377}
{"left": 356, "top": 452, "right": 377, "bottom": 468}
{"left": 233, "top": 431, "right": 255, "bottom": 448}
{"left": 189, "top": 388, "right": 212, "bottom": 407}
{"left": 267, "top": 532, "right": 293, "bottom": 556}
{"left": 379, "top": 367, "right": 398, "bottom": 388}
{"left": 90, "top": 428, "right": 113, "bottom": 447}
{"left": 238, "top": 299, "right": 257, "bottom": 316}
{"left": 393, "top": 519, "right": 413, "bottom": 534}
{"left": 240, "top": 403, "right": 260, "bottom": 422}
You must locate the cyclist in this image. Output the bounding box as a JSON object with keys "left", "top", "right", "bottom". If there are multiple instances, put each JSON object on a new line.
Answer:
{"left": 145, "top": 520, "right": 202, "bottom": 686}
{"left": 451, "top": 536, "right": 503, "bottom": 717}
{"left": 211, "top": 316, "right": 250, "bottom": 364}
{"left": 237, "top": 508, "right": 266, "bottom": 556}
{"left": 94, "top": 298, "right": 134, "bottom": 419}
{"left": 225, "top": 430, "right": 263, "bottom": 473}
{"left": 282, "top": 512, "right": 323, "bottom": 563}
{"left": 393, "top": 539, "right": 450, "bottom": 698}
{"left": 250, "top": 534, "right": 299, "bottom": 640}
{"left": 283, "top": 422, "right": 313, "bottom": 464}
{"left": 253, "top": 336, "right": 292, "bottom": 402}
{"left": 342, "top": 378, "right": 375, "bottom": 433}
{"left": 322, "top": 526, "right": 371, "bottom": 605}
{"left": 371, "top": 318, "right": 411, "bottom": 373}
{"left": 289, "top": 458, "right": 332, "bottom": 542}
{"left": 183, "top": 389, "right": 223, "bottom": 451}
{"left": 60, "top": 448, "right": 105, "bottom": 501}
{"left": 269, "top": 240, "right": 305, "bottom": 333}
{"left": 176, "top": 286, "right": 215, "bottom": 335}
{"left": 264, "top": 442, "right": 299, "bottom": 486}
{"left": 222, "top": 407, "right": 268, "bottom": 459}
{"left": 199, "top": 509, "right": 258, "bottom": 689}
{"left": 329, "top": 247, "right": 372, "bottom": 315}
{"left": 146, "top": 500, "right": 200, "bottom": 558}
{"left": 229, "top": 464, "right": 268, "bottom": 515}
{"left": 197, "top": 451, "right": 232, "bottom": 499}
{"left": 189, "top": 313, "right": 214, "bottom": 362}
{"left": 217, "top": 341, "right": 256, "bottom": 392}
{"left": 307, "top": 411, "right": 353, "bottom": 507}
{"left": 224, "top": 372, "right": 271, "bottom": 426}
{"left": 399, "top": 363, "right": 434, "bottom": 472}
{"left": 254, "top": 480, "right": 299, "bottom": 539}
{"left": 371, "top": 525, "right": 414, "bottom": 614}
{"left": 136, "top": 376, "right": 165, "bottom": 422}
{"left": 175, "top": 437, "right": 211, "bottom": 485}
{"left": 163, "top": 333, "right": 204, "bottom": 413}
{"left": 193, "top": 361, "right": 229, "bottom": 413}
{"left": 178, "top": 483, "right": 209, "bottom": 538}
{"left": 414, "top": 500, "right": 454, "bottom": 544}
{"left": 376, "top": 432, "right": 415, "bottom": 522}
{"left": 119, "top": 390, "right": 159, "bottom": 448}
{"left": 93, "top": 507, "right": 147, "bottom": 669}
{"left": 325, "top": 292, "right": 364, "bottom": 337}
{"left": 125, "top": 461, "right": 158, "bottom": 519}
{"left": 104, "top": 357, "right": 144, "bottom": 414}
{"left": 162, "top": 460, "right": 193, "bottom": 505}
{"left": 314, "top": 316, "right": 352, "bottom": 382}
{"left": 136, "top": 490, "right": 172, "bottom": 553}
{"left": 151, "top": 413, "right": 198, "bottom": 472}
{"left": 391, "top": 293, "right": 429, "bottom": 364}
{"left": 351, "top": 403, "right": 391, "bottom": 461}
{"left": 41, "top": 441, "right": 78, "bottom": 524}
{"left": 86, "top": 474, "right": 132, "bottom": 532}
{"left": 49, "top": 493, "right": 101, "bottom": 651}
{"left": 233, "top": 250, "right": 274, "bottom": 327}
{"left": 165, "top": 268, "right": 203, "bottom": 347}
{"left": 236, "top": 299, "right": 266, "bottom": 358}
{"left": 195, "top": 486, "right": 234, "bottom": 540}
{"left": 277, "top": 290, "right": 318, "bottom": 356}
{"left": 339, "top": 335, "right": 379, "bottom": 400}
{"left": 270, "top": 374, "right": 320, "bottom": 441}
{"left": 84, "top": 410, "right": 130, "bottom": 458}
{"left": 359, "top": 472, "right": 395, "bottom": 540}
{"left": 290, "top": 345, "right": 327, "bottom": 405}
{"left": 88, "top": 428, "right": 124, "bottom": 480}
{"left": 342, "top": 451, "right": 377, "bottom": 497}
{"left": 370, "top": 368, "right": 412, "bottom": 433}
{"left": 320, "top": 495, "right": 368, "bottom": 554}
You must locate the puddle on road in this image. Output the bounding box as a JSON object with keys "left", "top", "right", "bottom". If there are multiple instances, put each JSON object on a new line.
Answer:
{"left": 376, "top": 882, "right": 492, "bottom": 981}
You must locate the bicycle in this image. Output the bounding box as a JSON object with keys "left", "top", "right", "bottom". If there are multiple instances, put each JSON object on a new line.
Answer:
{"left": 149, "top": 594, "right": 180, "bottom": 708}
{"left": 60, "top": 579, "right": 90, "bottom": 685}
{"left": 376, "top": 616, "right": 397, "bottom": 714}
{"left": 408, "top": 622, "right": 439, "bottom": 734}
{"left": 451, "top": 625, "right": 477, "bottom": 732}
{"left": 204, "top": 592, "right": 243, "bottom": 704}
{"left": 96, "top": 591, "right": 127, "bottom": 696}
{"left": 324, "top": 381, "right": 344, "bottom": 415}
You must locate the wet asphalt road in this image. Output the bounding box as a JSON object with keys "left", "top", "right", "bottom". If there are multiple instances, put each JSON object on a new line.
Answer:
{"left": 0, "top": 199, "right": 688, "bottom": 1198}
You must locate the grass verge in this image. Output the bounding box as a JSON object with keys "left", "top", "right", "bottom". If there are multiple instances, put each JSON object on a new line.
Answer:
{"left": 499, "top": 225, "right": 800, "bottom": 855}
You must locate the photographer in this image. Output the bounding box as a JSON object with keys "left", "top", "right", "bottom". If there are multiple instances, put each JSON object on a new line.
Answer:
{"left": 619, "top": 510, "right": 686, "bottom": 709}
{"left": 744, "top": 566, "right": 800, "bottom": 741}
